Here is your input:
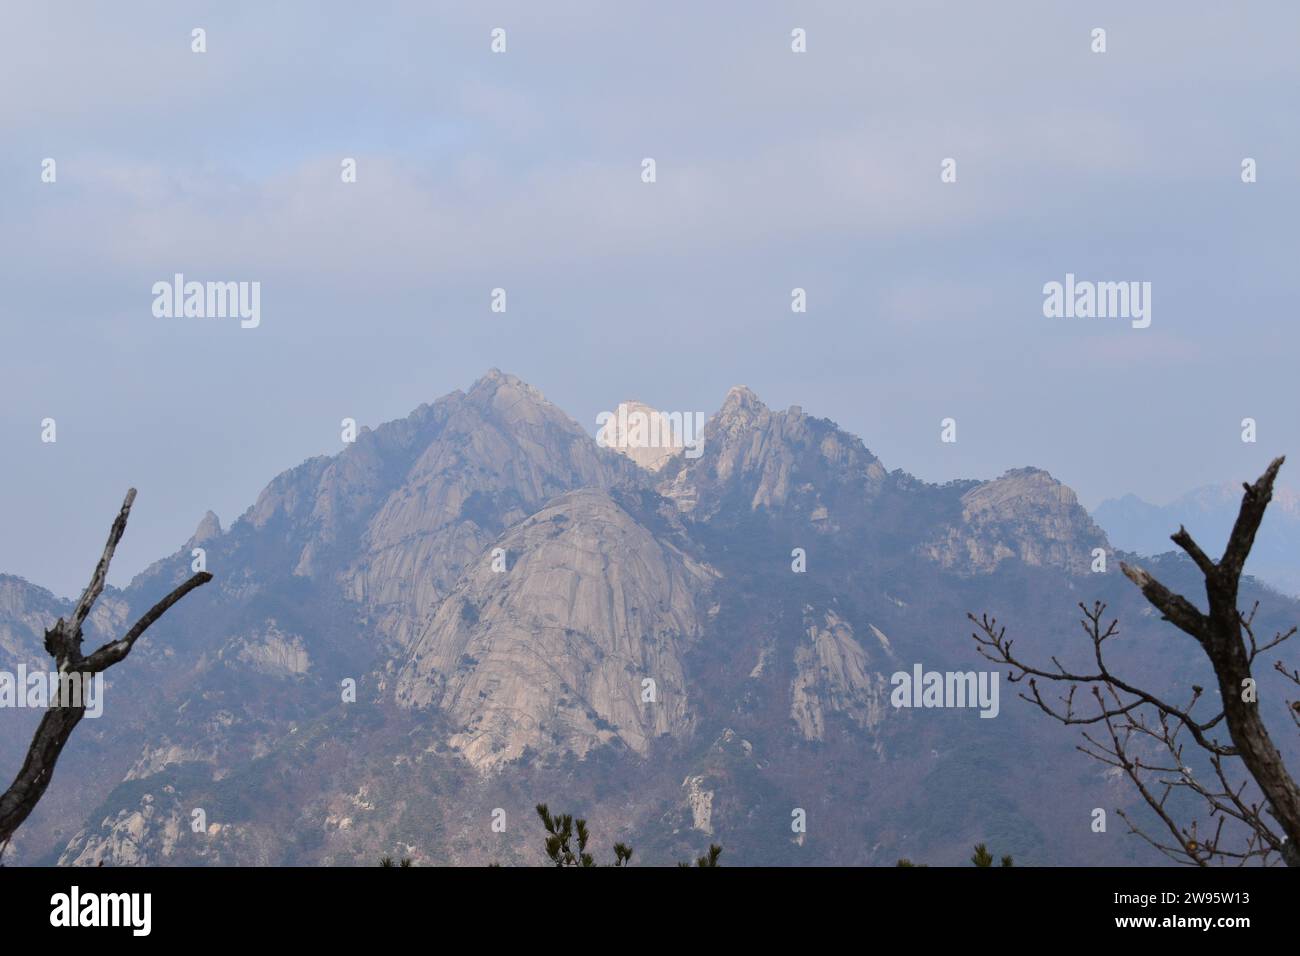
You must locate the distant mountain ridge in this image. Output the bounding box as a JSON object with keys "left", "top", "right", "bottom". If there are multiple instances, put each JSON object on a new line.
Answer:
{"left": 1094, "top": 482, "right": 1300, "bottom": 597}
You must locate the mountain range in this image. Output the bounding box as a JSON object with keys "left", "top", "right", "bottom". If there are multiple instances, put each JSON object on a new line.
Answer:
{"left": 2, "top": 370, "right": 1296, "bottom": 866}
{"left": 1094, "top": 485, "right": 1300, "bottom": 598}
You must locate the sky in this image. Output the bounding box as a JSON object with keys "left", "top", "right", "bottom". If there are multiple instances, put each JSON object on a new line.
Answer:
{"left": 2, "top": 1, "right": 1298, "bottom": 598}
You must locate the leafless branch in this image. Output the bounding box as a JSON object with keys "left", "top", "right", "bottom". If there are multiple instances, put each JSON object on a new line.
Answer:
{"left": 971, "top": 457, "right": 1300, "bottom": 866}
{"left": 0, "top": 489, "right": 212, "bottom": 856}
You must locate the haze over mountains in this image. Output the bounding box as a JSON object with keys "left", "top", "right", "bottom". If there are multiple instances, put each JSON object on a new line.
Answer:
{"left": 1094, "top": 485, "right": 1300, "bottom": 598}
{"left": 2, "top": 371, "right": 1296, "bottom": 866}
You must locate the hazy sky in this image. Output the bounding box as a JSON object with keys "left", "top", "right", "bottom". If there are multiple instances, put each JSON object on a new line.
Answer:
{"left": 3, "top": 1, "right": 1298, "bottom": 597}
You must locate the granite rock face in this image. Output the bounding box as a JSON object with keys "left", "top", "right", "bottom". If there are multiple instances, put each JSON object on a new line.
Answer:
{"left": 658, "top": 385, "right": 887, "bottom": 525}
{"left": 0, "top": 576, "right": 66, "bottom": 672}
{"left": 396, "top": 488, "right": 716, "bottom": 769}
{"left": 790, "top": 608, "right": 892, "bottom": 742}
{"left": 187, "top": 511, "right": 223, "bottom": 549}
{"left": 921, "top": 467, "right": 1108, "bottom": 574}
{"left": 342, "top": 372, "right": 637, "bottom": 652}
{"left": 236, "top": 370, "right": 637, "bottom": 653}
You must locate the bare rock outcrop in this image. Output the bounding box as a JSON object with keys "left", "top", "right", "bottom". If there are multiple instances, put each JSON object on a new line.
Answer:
{"left": 789, "top": 608, "right": 891, "bottom": 741}
{"left": 922, "top": 467, "right": 1109, "bottom": 574}
{"left": 396, "top": 488, "right": 716, "bottom": 770}
{"left": 343, "top": 371, "right": 638, "bottom": 651}
{"left": 660, "top": 386, "right": 886, "bottom": 527}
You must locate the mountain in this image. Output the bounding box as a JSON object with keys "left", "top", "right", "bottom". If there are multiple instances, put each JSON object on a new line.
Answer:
{"left": 2, "top": 371, "right": 1296, "bottom": 866}
{"left": 1094, "top": 484, "right": 1300, "bottom": 597}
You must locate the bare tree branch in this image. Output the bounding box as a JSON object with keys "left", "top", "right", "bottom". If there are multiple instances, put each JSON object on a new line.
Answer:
{"left": 1220, "top": 457, "right": 1286, "bottom": 585}
{"left": 0, "top": 490, "right": 212, "bottom": 856}
{"left": 83, "top": 572, "right": 212, "bottom": 673}
{"left": 1171, "top": 525, "right": 1217, "bottom": 580}
{"left": 972, "top": 457, "right": 1300, "bottom": 866}
{"left": 971, "top": 606, "right": 1234, "bottom": 757}
{"left": 1118, "top": 563, "right": 1209, "bottom": 644}
{"left": 69, "top": 489, "right": 136, "bottom": 638}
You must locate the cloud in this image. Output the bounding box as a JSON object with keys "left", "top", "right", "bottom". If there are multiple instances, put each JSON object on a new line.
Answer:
{"left": 2, "top": 0, "right": 1300, "bottom": 594}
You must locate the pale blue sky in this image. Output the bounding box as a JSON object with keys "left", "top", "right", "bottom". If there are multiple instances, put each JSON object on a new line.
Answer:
{"left": 2, "top": 1, "right": 1298, "bottom": 597}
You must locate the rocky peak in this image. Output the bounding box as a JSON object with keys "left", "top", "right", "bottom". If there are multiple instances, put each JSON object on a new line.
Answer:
{"left": 923, "top": 467, "right": 1109, "bottom": 574}
{"left": 187, "top": 511, "right": 223, "bottom": 548}
{"left": 465, "top": 369, "right": 563, "bottom": 429}
{"left": 658, "top": 384, "right": 886, "bottom": 523}
{"left": 716, "top": 385, "right": 766, "bottom": 424}
{"left": 339, "top": 373, "right": 645, "bottom": 649}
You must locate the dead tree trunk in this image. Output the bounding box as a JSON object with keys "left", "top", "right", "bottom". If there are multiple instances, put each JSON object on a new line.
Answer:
{"left": 1122, "top": 456, "right": 1300, "bottom": 865}
{"left": 0, "top": 489, "right": 211, "bottom": 857}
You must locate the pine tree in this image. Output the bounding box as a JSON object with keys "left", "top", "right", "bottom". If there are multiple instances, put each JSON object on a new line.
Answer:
{"left": 970, "top": 843, "right": 1013, "bottom": 867}
{"left": 896, "top": 845, "right": 1011, "bottom": 866}
{"left": 535, "top": 803, "right": 633, "bottom": 866}
{"left": 679, "top": 844, "right": 723, "bottom": 867}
